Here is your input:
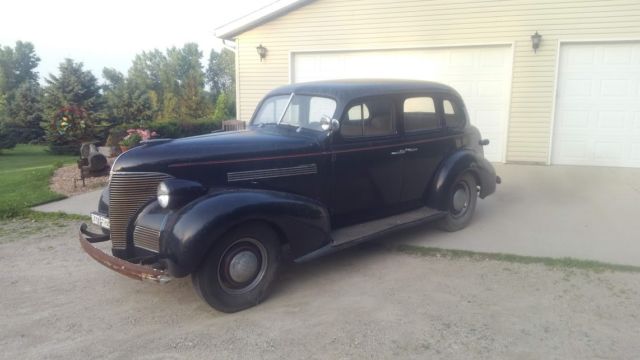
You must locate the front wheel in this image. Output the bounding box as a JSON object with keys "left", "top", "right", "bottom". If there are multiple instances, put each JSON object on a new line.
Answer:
{"left": 437, "top": 172, "right": 478, "bottom": 232}
{"left": 192, "top": 222, "right": 281, "bottom": 313}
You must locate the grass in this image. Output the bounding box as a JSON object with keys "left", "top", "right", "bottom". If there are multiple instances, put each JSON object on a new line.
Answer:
{"left": 395, "top": 244, "right": 640, "bottom": 273}
{"left": 0, "top": 144, "right": 77, "bottom": 219}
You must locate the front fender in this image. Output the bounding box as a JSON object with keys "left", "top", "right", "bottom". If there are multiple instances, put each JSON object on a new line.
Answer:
{"left": 426, "top": 149, "right": 496, "bottom": 210}
{"left": 162, "top": 189, "right": 331, "bottom": 277}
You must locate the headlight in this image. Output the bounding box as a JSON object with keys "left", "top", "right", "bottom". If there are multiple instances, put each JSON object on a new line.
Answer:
{"left": 157, "top": 179, "right": 206, "bottom": 209}
{"left": 157, "top": 182, "right": 170, "bottom": 208}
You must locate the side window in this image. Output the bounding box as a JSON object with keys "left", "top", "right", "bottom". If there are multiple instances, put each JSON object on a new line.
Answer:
{"left": 403, "top": 97, "right": 439, "bottom": 132}
{"left": 341, "top": 104, "right": 370, "bottom": 137}
{"left": 341, "top": 98, "right": 395, "bottom": 138}
{"left": 308, "top": 97, "right": 337, "bottom": 124}
{"left": 443, "top": 99, "right": 466, "bottom": 129}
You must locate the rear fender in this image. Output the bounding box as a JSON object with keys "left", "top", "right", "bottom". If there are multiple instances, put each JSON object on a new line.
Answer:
{"left": 426, "top": 149, "right": 496, "bottom": 210}
{"left": 162, "top": 189, "right": 331, "bottom": 276}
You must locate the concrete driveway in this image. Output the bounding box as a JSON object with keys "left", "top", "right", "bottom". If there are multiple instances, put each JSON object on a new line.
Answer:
{"left": 399, "top": 164, "right": 640, "bottom": 266}
{"left": 34, "top": 164, "right": 640, "bottom": 266}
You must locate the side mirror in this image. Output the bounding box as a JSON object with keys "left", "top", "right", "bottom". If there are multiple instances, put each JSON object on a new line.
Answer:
{"left": 320, "top": 116, "right": 340, "bottom": 132}
{"left": 331, "top": 118, "right": 340, "bottom": 131}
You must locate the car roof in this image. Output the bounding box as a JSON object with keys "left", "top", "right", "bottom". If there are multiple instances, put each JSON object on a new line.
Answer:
{"left": 265, "top": 79, "right": 462, "bottom": 102}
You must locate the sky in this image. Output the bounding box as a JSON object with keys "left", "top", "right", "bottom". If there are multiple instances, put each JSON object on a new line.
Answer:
{"left": 0, "top": 0, "right": 275, "bottom": 82}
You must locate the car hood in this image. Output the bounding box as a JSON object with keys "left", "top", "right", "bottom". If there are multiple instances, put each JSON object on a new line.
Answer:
{"left": 112, "top": 127, "right": 325, "bottom": 175}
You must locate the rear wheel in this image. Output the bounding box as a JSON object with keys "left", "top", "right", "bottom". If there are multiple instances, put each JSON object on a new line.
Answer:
{"left": 437, "top": 172, "right": 478, "bottom": 232}
{"left": 192, "top": 222, "right": 281, "bottom": 313}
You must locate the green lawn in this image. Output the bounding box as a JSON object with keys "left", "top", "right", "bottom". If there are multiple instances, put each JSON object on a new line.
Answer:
{"left": 0, "top": 144, "right": 77, "bottom": 218}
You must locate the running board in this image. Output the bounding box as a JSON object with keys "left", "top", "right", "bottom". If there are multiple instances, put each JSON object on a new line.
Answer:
{"left": 295, "top": 206, "right": 445, "bottom": 263}
{"left": 331, "top": 206, "right": 446, "bottom": 246}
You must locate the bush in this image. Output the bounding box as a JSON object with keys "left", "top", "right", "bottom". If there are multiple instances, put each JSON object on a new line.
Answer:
{"left": 42, "top": 106, "right": 101, "bottom": 154}
{"left": 0, "top": 122, "right": 18, "bottom": 152}
{"left": 147, "top": 118, "right": 221, "bottom": 139}
{"left": 106, "top": 125, "right": 128, "bottom": 147}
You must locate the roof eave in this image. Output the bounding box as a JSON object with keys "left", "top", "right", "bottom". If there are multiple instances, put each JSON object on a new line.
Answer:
{"left": 215, "top": 0, "right": 314, "bottom": 40}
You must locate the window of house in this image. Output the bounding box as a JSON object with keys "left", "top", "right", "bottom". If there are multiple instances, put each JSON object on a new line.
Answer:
{"left": 443, "top": 99, "right": 466, "bottom": 129}
{"left": 403, "top": 97, "right": 439, "bottom": 132}
{"left": 341, "top": 98, "right": 395, "bottom": 138}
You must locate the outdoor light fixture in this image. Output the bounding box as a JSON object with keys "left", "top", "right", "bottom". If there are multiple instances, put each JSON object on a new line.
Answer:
{"left": 531, "top": 31, "right": 542, "bottom": 53}
{"left": 256, "top": 44, "right": 267, "bottom": 61}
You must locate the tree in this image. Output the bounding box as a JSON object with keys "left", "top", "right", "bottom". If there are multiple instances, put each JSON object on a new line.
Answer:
{"left": 206, "top": 48, "right": 235, "bottom": 99}
{"left": 212, "top": 92, "right": 230, "bottom": 122}
{"left": 0, "top": 119, "right": 17, "bottom": 151}
{"left": 102, "top": 67, "right": 154, "bottom": 125}
{"left": 43, "top": 59, "right": 102, "bottom": 113}
{"left": 162, "top": 43, "right": 209, "bottom": 121}
{"left": 128, "top": 49, "right": 167, "bottom": 120}
{"left": 0, "top": 93, "right": 15, "bottom": 151}
{"left": 42, "top": 59, "right": 103, "bottom": 152}
{"left": 0, "top": 41, "right": 42, "bottom": 143}
{"left": 10, "top": 81, "right": 44, "bottom": 142}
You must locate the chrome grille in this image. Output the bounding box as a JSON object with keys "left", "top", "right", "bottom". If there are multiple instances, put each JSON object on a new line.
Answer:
{"left": 109, "top": 172, "right": 171, "bottom": 250}
{"left": 133, "top": 225, "right": 161, "bottom": 252}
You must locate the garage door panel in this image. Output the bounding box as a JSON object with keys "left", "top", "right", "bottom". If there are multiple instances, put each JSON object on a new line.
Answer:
{"left": 632, "top": 144, "right": 640, "bottom": 161}
{"left": 293, "top": 46, "right": 512, "bottom": 162}
{"left": 552, "top": 42, "right": 640, "bottom": 168}
{"left": 555, "top": 110, "right": 590, "bottom": 130}
{"left": 596, "top": 111, "right": 629, "bottom": 130}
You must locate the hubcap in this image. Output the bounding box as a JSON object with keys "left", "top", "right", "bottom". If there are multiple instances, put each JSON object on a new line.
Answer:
{"left": 452, "top": 183, "right": 470, "bottom": 216}
{"left": 218, "top": 237, "right": 268, "bottom": 295}
{"left": 228, "top": 250, "right": 259, "bottom": 283}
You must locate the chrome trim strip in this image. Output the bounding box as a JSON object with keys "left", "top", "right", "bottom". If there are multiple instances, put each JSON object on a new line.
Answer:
{"left": 227, "top": 163, "right": 317, "bottom": 182}
{"left": 133, "top": 225, "right": 161, "bottom": 253}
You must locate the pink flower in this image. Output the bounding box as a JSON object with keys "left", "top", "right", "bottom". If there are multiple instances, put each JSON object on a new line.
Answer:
{"left": 126, "top": 128, "right": 157, "bottom": 141}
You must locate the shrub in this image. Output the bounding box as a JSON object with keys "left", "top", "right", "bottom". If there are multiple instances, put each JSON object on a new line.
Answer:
{"left": 0, "top": 121, "right": 18, "bottom": 152}
{"left": 147, "top": 118, "right": 221, "bottom": 139}
{"left": 42, "top": 106, "right": 99, "bottom": 154}
{"left": 106, "top": 125, "right": 128, "bottom": 147}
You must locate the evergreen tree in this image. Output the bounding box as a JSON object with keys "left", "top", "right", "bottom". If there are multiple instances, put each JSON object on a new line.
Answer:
{"left": 42, "top": 59, "right": 103, "bottom": 151}
{"left": 0, "top": 41, "right": 42, "bottom": 143}
{"left": 11, "top": 81, "right": 44, "bottom": 142}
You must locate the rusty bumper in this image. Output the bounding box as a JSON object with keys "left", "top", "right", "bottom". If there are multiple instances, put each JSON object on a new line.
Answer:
{"left": 79, "top": 224, "right": 172, "bottom": 284}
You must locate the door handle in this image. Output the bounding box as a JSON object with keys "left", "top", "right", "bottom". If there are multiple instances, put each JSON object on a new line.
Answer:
{"left": 405, "top": 148, "right": 418, "bottom": 152}
{"left": 390, "top": 150, "right": 406, "bottom": 155}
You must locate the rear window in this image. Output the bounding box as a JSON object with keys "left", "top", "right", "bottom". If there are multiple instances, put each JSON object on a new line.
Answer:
{"left": 443, "top": 99, "right": 466, "bottom": 129}
{"left": 403, "top": 97, "right": 440, "bottom": 132}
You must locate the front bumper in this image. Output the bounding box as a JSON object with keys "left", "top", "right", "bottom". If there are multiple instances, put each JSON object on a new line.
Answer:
{"left": 79, "top": 223, "right": 173, "bottom": 284}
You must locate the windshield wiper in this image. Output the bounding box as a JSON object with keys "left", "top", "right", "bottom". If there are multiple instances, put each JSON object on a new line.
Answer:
{"left": 277, "top": 93, "right": 295, "bottom": 125}
{"left": 257, "top": 122, "right": 277, "bottom": 127}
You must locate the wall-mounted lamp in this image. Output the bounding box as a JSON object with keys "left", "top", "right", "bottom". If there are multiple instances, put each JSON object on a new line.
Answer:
{"left": 256, "top": 44, "right": 267, "bottom": 61}
{"left": 531, "top": 31, "right": 542, "bottom": 53}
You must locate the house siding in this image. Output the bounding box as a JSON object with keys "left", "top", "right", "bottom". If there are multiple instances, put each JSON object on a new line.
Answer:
{"left": 234, "top": 0, "right": 640, "bottom": 163}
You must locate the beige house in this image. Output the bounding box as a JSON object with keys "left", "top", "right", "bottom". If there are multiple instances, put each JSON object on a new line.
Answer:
{"left": 216, "top": 0, "right": 640, "bottom": 167}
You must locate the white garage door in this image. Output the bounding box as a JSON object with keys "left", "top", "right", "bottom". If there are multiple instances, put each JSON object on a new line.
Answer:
{"left": 293, "top": 46, "right": 513, "bottom": 162}
{"left": 552, "top": 42, "right": 640, "bottom": 168}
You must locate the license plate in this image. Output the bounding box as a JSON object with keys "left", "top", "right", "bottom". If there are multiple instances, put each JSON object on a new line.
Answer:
{"left": 91, "top": 212, "right": 110, "bottom": 229}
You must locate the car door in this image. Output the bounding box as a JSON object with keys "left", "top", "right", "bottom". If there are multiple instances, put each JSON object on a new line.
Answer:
{"left": 330, "top": 96, "right": 405, "bottom": 227}
{"left": 399, "top": 95, "right": 456, "bottom": 205}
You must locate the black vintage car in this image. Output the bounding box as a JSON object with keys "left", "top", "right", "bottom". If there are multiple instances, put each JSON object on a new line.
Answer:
{"left": 81, "top": 79, "right": 499, "bottom": 312}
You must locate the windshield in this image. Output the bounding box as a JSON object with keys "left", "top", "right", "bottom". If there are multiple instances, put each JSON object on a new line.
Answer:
{"left": 252, "top": 94, "right": 337, "bottom": 131}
